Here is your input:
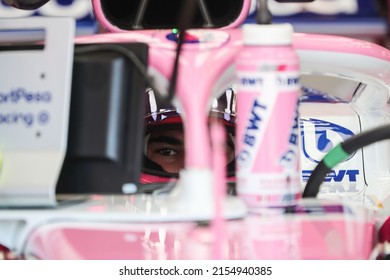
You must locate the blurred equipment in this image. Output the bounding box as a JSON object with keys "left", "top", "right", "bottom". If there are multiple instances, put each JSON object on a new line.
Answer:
{"left": 56, "top": 42, "right": 148, "bottom": 195}
{"left": 0, "top": 17, "right": 148, "bottom": 207}
{"left": 247, "top": 0, "right": 389, "bottom": 47}
{"left": 0, "top": 1, "right": 97, "bottom": 36}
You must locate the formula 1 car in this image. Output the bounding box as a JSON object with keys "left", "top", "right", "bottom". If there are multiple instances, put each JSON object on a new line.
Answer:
{"left": 0, "top": 0, "right": 390, "bottom": 260}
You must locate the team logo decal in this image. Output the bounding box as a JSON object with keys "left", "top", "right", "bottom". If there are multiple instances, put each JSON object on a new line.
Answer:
{"left": 300, "top": 118, "right": 356, "bottom": 163}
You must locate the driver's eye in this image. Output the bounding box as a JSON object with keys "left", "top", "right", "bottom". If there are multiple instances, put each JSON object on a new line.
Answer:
{"left": 148, "top": 144, "right": 183, "bottom": 164}
{"left": 157, "top": 148, "right": 178, "bottom": 157}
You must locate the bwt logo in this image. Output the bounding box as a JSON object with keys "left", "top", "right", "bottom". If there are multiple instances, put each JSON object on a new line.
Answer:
{"left": 280, "top": 107, "right": 299, "bottom": 168}
{"left": 240, "top": 77, "right": 263, "bottom": 86}
{"left": 300, "top": 118, "right": 356, "bottom": 163}
{"left": 277, "top": 76, "right": 299, "bottom": 86}
{"left": 237, "top": 99, "right": 267, "bottom": 167}
{"left": 302, "top": 169, "right": 360, "bottom": 182}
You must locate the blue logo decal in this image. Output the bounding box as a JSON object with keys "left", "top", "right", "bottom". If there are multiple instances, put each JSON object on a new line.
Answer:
{"left": 0, "top": 88, "right": 51, "bottom": 104}
{"left": 240, "top": 77, "right": 263, "bottom": 86}
{"left": 299, "top": 86, "right": 347, "bottom": 103}
{"left": 302, "top": 169, "right": 359, "bottom": 182}
{"left": 38, "top": 111, "right": 50, "bottom": 125}
{"left": 300, "top": 118, "right": 356, "bottom": 163}
{"left": 0, "top": 112, "right": 34, "bottom": 127}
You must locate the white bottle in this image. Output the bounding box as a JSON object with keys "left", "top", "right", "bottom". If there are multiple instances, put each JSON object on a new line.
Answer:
{"left": 235, "top": 23, "right": 301, "bottom": 210}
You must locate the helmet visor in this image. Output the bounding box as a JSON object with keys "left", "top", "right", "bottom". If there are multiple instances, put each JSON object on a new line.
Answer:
{"left": 142, "top": 87, "right": 236, "bottom": 181}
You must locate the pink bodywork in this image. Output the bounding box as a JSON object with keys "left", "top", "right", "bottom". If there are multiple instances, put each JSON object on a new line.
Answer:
{"left": 24, "top": 210, "right": 374, "bottom": 260}
{"left": 22, "top": 29, "right": 387, "bottom": 260}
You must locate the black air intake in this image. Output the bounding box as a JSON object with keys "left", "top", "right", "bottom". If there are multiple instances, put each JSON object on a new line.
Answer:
{"left": 100, "top": 0, "right": 245, "bottom": 30}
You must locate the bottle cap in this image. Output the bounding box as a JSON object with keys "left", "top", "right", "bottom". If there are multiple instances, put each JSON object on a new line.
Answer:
{"left": 242, "top": 23, "right": 293, "bottom": 46}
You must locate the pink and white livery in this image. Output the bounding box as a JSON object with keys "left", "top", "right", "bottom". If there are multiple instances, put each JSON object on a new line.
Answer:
{"left": 0, "top": 0, "right": 390, "bottom": 261}
{"left": 236, "top": 23, "right": 301, "bottom": 209}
